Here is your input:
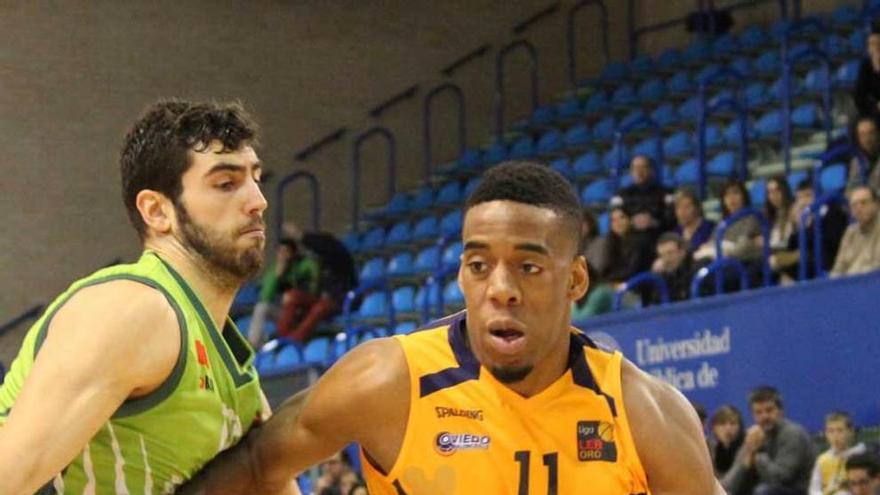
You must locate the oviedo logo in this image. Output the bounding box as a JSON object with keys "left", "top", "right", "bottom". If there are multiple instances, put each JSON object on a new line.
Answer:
{"left": 434, "top": 431, "right": 491, "bottom": 456}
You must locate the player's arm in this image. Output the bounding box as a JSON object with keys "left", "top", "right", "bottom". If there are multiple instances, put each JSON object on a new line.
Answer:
{"left": 622, "top": 359, "right": 726, "bottom": 495}
{"left": 0, "top": 280, "right": 181, "bottom": 495}
{"left": 179, "top": 337, "right": 409, "bottom": 495}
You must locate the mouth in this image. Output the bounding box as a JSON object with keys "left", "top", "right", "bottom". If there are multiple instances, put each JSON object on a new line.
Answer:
{"left": 486, "top": 320, "right": 527, "bottom": 356}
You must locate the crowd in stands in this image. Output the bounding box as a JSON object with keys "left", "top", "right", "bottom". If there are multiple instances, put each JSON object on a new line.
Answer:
{"left": 704, "top": 387, "right": 880, "bottom": 495}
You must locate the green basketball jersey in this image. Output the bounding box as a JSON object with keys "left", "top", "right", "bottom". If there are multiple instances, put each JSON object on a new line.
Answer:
{"left": 0, "top": 251, "right": 264, "bottom": 494}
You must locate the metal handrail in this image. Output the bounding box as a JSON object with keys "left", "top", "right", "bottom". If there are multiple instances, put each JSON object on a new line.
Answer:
{"left": 567, "top": 0, "right": 610, "bottom": 90}
{"left": 495, "top": 39, "right": 539, "bottom": 140}
{"left": 423, "top": 235, "right": 459, "bottom": 321}
{"left": 797, "top": 192, "right": 846, "bottom": 281}
{"left": 275, "top": 171, "right": 320, "bottom": 239}
{"left": 351, "top": 126, "right": 397, "bottom": 233}
{"left": 690, "top": 257, "right": 750, "bottom": 298}
{"left": 780, "top": 41, "right": 831, "bottom": 174}
{"left": 613, "top": 114, "right": 665, "bottom": 188}
{"left": 697, "top": 67, "right": 748, "bottom": 199}
{"left": 613, "top": 271, "right": 670, "bottom": 310}
{"left": 714, "top": 207, "right": 772, "bottom": 287}
{"left": 423, "top": 82, "right": 466, "bottom": 183}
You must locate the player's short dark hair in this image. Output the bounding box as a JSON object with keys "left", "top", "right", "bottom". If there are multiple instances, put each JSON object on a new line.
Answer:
{"left": 465, "top": 160, "right": 583, "bottom": 253}
{"left": 120, "top": 99, "right": 259, "bottom": 239}
{"left": 748, "top": 385, "right": 783, "bottom": 409}
{"left": 657, "top": 232, "right": 686, "bottom": 249}
{"left": 846, "top": 453, "right": 880, "bottom": 477}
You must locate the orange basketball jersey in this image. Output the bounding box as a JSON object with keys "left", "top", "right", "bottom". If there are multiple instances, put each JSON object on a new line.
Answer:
{"left": 361, "top": 312, "right": 650, "bottom": 495}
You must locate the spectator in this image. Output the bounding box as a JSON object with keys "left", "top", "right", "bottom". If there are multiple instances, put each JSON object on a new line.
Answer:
{"left": 770, "top": 179, "right": 849, "bottom": 283}
{"left": 571, "top": 264, "right": 613, "bottom": 321}
{"left": 673, "top": 188, "right": 716, "bottom": 254}
{"left": 710, "top": 405, "right": 745, "bottom": 480}
{"left": 580, "top": 208, "right": 609, "bottom": 275}
{"left": 610, "top": 155, "right": 676, "bottom": 237}
{"left": 832, "top": 186, "right": 880, "bottom": 277}
{"left": 844, "top": 454, "right": 880, "bottom": 495}
{"left": 650, "top": 232, "right": 695, "bottom": 302}
{"left": 314, "top": 450, "right": 360, "bottom": 495}
{"left": 848, "top": 116, "right": 880, "bottom": 191}
{"left": 809, "top": 411, "right": 868, "bottom": 495}
{"left": 602, "top": 207, "right": 656, "bottom": 285}
{"left": 854, "top": 25, "right": 880, "bottom": 120}
{"left": 723, "top": 386, "right": 816, "bottom": 495}
{"left": 765, "top": 176, "right": 796, "bottom": 253}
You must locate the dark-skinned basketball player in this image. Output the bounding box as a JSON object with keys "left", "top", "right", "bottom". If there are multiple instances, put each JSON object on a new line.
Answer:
{"left": 180, "top": 161, "right": 724, "bottom": 495}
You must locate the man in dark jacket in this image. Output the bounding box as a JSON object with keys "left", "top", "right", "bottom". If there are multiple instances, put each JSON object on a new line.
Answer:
{"left": 611, "top": 155, "right": 675, "bottom": 239}
{"left": 651, "top": 232, "right": 695, "bottom": 303}
{"left": 854, "top": 26, "right": 880, "bottom": 119}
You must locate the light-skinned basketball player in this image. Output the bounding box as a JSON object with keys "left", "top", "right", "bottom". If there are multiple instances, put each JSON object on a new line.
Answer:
{"left": 0, "top": 100, "right": 298, "bottom": 495}
{"left": 181, "top": 161, "right": 724, "bottom": 495}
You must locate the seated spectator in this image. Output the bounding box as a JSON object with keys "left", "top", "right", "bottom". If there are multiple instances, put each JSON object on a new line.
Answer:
{"left": 765, "top": 175, "right": 796, "bottom": 253}
{"left": 810, "top": 411, "right": 868, "bottom": 495}
{"left": 832, "top": 186, "right": 880, "bottom": 277}
{"left": 723, "top": 386, "right": 815, "bottom": 495}
{"left": 710, "top": 405, "right": 745, "bottom": 481}
{"left": 610, "top": 155, "right": 675, "bottom": 238}
{"left": 571, "top": 264, "right": 613, "bottom": 321}
{"left": 602, "top": 207, "right": 656, "bottom": 285}
{"left": 771, "top": 179, "right": 849, "bottom": 283}
{"left": 650, "top": 232, "right": 695, "bottom": 303}
{"left": 673, "top": 188, "right": 716, "bottom": 254}
{"left": 854, "top": 25, "right": 880, "bottom": 120}
{"left": 580, "top": 208, "right": 609, "bottom": 275}
{"left": 314, "top": 450, "right": 363, "bottom": 495}
{"left": 694, "top": 181, "right": 764, "bottom": 285}
{"left": 844, "top": 453, "right": 880, "bottom": 495}
{"left": 849, "top": 116, "right": 880, "bottom": 191}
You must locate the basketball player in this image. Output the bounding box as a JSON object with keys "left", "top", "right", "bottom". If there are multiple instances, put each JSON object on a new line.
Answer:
{"left": 181, "top": 162, "right": 723, "bottom": 494}
{"left": 0, "top": 100, "right": 298, "bottom": 494}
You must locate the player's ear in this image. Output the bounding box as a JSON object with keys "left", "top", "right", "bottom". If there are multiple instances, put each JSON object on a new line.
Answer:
{"left": 136, "top": 189, "right": 174, "bottom": 236}
{"left": 569, "top": 255, "right": 589, "bottom": 301}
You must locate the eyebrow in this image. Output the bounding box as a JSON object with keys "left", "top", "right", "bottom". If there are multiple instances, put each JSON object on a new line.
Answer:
{"left": 204, "top": 162, "right": 262, "bottom": 177}
{"left": 463, "top": 240, "right": 549, "bottom": 256}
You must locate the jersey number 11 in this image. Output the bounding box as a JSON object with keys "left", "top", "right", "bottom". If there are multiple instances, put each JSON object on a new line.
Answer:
{"left": 514, "top": 450, "right": 558, "bottom": 495}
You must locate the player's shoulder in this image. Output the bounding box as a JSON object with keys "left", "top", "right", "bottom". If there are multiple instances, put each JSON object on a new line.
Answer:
{"left": 620, "top": 357, "right": 699, "bottom": 438}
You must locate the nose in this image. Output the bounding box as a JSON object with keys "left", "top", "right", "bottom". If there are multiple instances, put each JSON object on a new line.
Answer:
{"left": 245, "top": 178, "right": 268, "bottom": 217}
{"left": 485, "top": 263, "right": 522, "bottom": 307}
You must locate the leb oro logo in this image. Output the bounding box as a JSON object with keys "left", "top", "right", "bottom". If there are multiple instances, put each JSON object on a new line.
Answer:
{"left": 434, "top": 431, "right": 491, "bottom": 456}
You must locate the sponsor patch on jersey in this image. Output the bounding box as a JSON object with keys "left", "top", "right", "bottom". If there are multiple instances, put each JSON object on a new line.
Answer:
{"left": 195, "top": 340, "right": 210, "bottom": 367}
{"left": 434, "top": 431, "right": 490, "bottom": 456}
{"left": 434, "top": 407, "right": 484, "bottom": 421}
{"left": 576, "top": 420, "right": 617, "bottom": 462}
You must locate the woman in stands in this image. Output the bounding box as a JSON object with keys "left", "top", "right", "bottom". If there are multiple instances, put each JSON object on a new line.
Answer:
{"left": 708, "top": 405, "right": 745, "bottom": 481}
{"left": 602, "top": 206, "right": 656, "bottom": 286}
{"left": 764, "top": 175, "right": 796, "bottom": 253}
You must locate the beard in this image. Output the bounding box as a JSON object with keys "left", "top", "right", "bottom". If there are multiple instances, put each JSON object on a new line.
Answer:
{"left": 488, "top": 365, "right": 533, "bottom": 384}
{"left": 174, "top": 202, "right": 265, "bottom": 287}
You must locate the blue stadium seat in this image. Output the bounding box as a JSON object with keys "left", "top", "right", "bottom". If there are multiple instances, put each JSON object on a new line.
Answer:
{"left": 387, "top": 252, "right": 414, "bottom": 278}
{"left": 385, "top": 192, "right": 411, "bottom": 216}
{"left": 563, "top": 123, "right": 591, "bottom": 148}
{"left": 581, "top": 178, "right": 615, "bottom": 204}
{"left": 392, "top": 286, "right": 417, "bottom": 314}
{"left": 572, "top": 151, "right": 602, "bottom": 178}
{"left": 709, "top": 89, "right": 735, "bottom": 108}
{"left": 442, "top": 241, "right": 463, "bottom": 271}
{"left": 556, "top": 97, "right": 583, "bottom": 120}
{"left": 232, "top": 282, "right": 260, "bottom": 312}
{"left": 360, "top": 227, "right": 385, "bottom": 251}
{"left": 787, "top": 170, "right": 808, "bottom": 192}
{"left": 536, "top": 129, "right": 564, "bottom": 154}
{"left": 529, "top": 104, "right": 556, "bottom": 127}
{"left": 696, "top": 64, "right": 724, "bottom": 85}
{"left": 637, "top": 78, "right": 666, "bottom": 102}
{"left": 598, "top": 211, "right": 610, "bottom": 235}
{"left": 724, "top": 120, "right": 752, "bottom": 147}
{"left": 440, "top": 210, "right": 463, "bottom": 237}
{"left": 602, "top": 145, "right": 628, "bottom": 171}
{"left": 666, "top": 71, "right": 693, "bottom": 94}
{"left": 484, "top": 141, "right": 508, "bottom": 164}
{"left": 753, "top": 51, "right": 781, "bottom": 77}
{"left": 825, "top": 35, "right": 849, "bottom": 59}
{"left": 831, "top": 5, "right": 860, "bottom": 28}
{"left": 385, "top": 221, "right": 412, "bottom": 246}
{"left": 508, "top": 136, "right": 535, "bottom": 160}
{"left": 411, "top": 186, "right": 435, "bottom": 210}
{"left": 435, "top": 180, "right": 462, "bottom": 207}
{"left": 443, "top": 280, "right": 464, "bottom": 306}
{"left": 682, "top": 39, "right": 712, "bottom": 65}
{"left": 664, "top": 131, "right": 693, "bottom": 159}
{"left": 835, "top": 59, "right": 860, "bottom": 88}
{"left": 848, "top": 29, "right": 867, "bottom": 55}
{"left": 458, "top": 148, "right": 483, "bottom": 172}
{"left": 792, "top": 103, "right": 820, "bottom": 128}
{"left": 745, "top": 82, "right": 771, "bottom": 110}
{"left": 712, "top": 34, "right": 739, "bottom": 59}
{"left": 275, "top": 344, "right": 302, "bottom": 370}
{"left": 359, "top": 257, "right": 386, "bottom": 284}
{"left": 412, "top": 216, "right": 439, "bottom": 241}
{"left": 674, "top": 158, "right": 699, "bottom": 186}
{"left": 787, "top": 42, "right": 813, "bottom": 64}
{"left": 738, "top": 25, "right": 770, "bottom": 52}
{"left": 656, "top": 48, "right": 682, "bottom": 71}
{"left": 415, "top": 283, "right": 441, "bottom": 311}
{"left": 549, "top": 157, "right": 573, "bottom": 180}
{"left": 600, "top": 61, "right": 629, "bottom": 83}
{"left": 342, "top": 232, "right": 360, "bottom": 253}
{"left": 303, "top": 337, "right": 332, "bottom": 365}
{"left": 592, "top": 116, "right": 616, "bottom": 141}
{"left": 728, "top": 57, "right": 753, "bottom": 78}
{"left": 707, "top": 151, "right": 736, "bottom": 177}
{"left": 414, "top": 246, "right": 440, "bottom": 274}
{"left": 650, "top": 103, "right": 679, "bottom": 128}
{"left": 749, "top": 179, "right": 767, "bottom": 206}
{"left": 394, "top": 321, "right": 417, "bottom": 335}
{"left": 704, "top": 124, "right": 724, "bottom": 150}
{"left": 583, "top": 91, "right": 609, "bottom": 115}
{"left": 768, "top": 19, "right": 791, "bottom": 42}
{"left": 632, "top": 136, "right": 661, "bottom": 162}
{"left": 358, "top": 292, "right": 388, "bottom": 320}
{"left": 463, "top": 177, "right": 482, "bottom": 198}
{"left": 755, "top": 110, "right": 783, "bottom": 138}
{"left": 611, "top": 84, "right": 638, "bottom": 107}
{"left": 629, "top": 54, "right": 656, "bottom": 77}
{"left": 619, "top": 109, "right": 647, "bottom": 131}
{"left": 804, "top": 67, "right": 831, "bottom": 93}
{"left": 678, "top": 96, "right": 701, "bottom": 121}
{"left": 818, "top": 163, "right": 847, "bottom": 194}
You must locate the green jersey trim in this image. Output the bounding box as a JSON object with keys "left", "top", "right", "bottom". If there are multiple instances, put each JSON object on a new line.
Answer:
{"left": 32, "top": 274, "right": 189, "bottom": 419}
{"left": 156, "top": 255, "right": 257, "bottom": 388}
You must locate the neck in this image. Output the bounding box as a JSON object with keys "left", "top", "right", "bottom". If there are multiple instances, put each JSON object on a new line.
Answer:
{"left": 684, "top": 217, "right": 701, "bottom": 231}
{"left": 506, "top": 329, "right": 571, "bottom": 398}
{"left": 861, "top": 216, "right": 878, "bottom": 233}
{"left": 145, "top": 239, "right": 239, "bottom": 329}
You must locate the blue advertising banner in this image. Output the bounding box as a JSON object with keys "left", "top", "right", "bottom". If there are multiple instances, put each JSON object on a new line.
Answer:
{"left": 577, "top": 271, "right": 879, "bottom": 433}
